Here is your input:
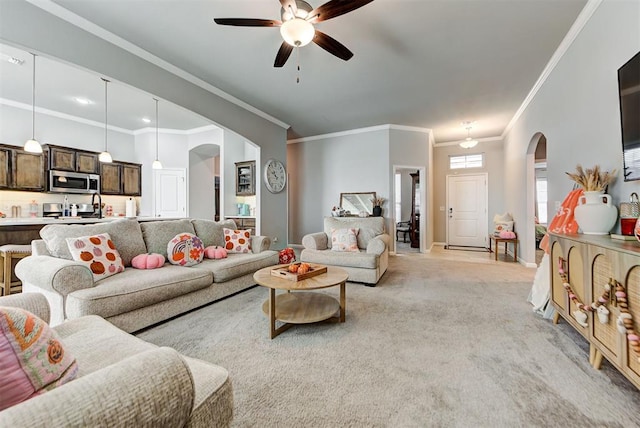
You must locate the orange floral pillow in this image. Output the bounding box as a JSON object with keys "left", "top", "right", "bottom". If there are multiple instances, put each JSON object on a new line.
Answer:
{"left": 223, "top": 228, "right": 252, "bottom": 253}
{"left": 66, "top": 233, "right": 124, "bottom": 281}
{"left": 167, "top": 233, "right": 204, "bottom": 266}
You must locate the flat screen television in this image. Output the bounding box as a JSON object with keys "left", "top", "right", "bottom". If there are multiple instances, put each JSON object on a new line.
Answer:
{"left": 618, "top": 50, "right": 640, "bottom": 181}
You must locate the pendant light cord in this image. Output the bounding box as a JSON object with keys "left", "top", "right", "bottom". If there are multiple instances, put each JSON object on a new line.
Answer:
{"left": 31, "top": 53, "right": 36, "bottom": 139}
{"left": 102, "top": 78, "right": 109, "bottom": 152}
{"left": 154, "top": 98, "right": 159, "bottom": 159}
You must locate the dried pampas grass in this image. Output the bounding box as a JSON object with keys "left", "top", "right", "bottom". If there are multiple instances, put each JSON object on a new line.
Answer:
{"left": 566, "top": 164, "right": 617, "bottom": 191}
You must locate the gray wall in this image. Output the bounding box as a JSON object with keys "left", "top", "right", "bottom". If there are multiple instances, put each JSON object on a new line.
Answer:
{"left": 0, "top": 0, "right": 288, "bottom": 246}
{"left": 432, "top": 140, "right": 505, "bottom": 243}
{"left": 288, "top": 127, "right": 432, "bottom": 247}
{"left": 503, "top": 0, "right": 640, "bottom": 264}
{"left": 189, "top": 150, "right": 216, "bottom": 220}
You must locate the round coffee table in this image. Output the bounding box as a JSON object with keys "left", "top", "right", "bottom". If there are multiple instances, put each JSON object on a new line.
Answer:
{"left": 253, "top": 265, "right": 349, "bottom": 339}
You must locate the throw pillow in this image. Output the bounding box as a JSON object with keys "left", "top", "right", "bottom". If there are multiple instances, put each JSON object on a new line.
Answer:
{"left": 66, "top": 233, "right": 125, "bottom": 281}
{"left": 167, "top": 233, "right": 205, "bottom": 266}
{"left": 331, "top": 228, "right": 360, "bottom": 252}
{"left": 131, "top": 253, "right": 166, "bottom": 269}
{"left": 223, "top": 228, "right": 252, "bottom": 253}
{"left": 493, "top": 221, "right": 514, "bottom": 236}
{"left": 0, "top": 306, "right": 78, "bottom": 411}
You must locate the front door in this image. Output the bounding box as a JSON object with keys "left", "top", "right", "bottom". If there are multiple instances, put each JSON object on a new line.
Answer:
{"left": 154, "top": 168, "right": 187, "bottom": 218}
{"left": 446, "top": 173, "right": 488, "bottom": 247}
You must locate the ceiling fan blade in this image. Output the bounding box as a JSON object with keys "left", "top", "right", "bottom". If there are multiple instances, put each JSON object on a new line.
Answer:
{"left": 213, "top": 18, "right": 282, "bottom": 27}
{"left": 308, "top": 0, "right": 374, "bottom": 23}
{"left": 313, "top": 30, "right": 353, "bottom": 61}
{"left": 279, "top": 0, "right": 298, "bottom": 15}
{"left": 274, "top": 42, "right": 294, "bottom": 67}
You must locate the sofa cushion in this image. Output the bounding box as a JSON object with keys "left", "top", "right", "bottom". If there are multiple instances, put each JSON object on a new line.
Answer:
{"left": 0, "top": 306, "right": 78, "bottom": 410}
{"left": 40, "top": 219, "right": 146, "bottom": 267}
{"left": 223, "top": 228, "right": 252, "bottom": 253}
{"left": 198, "top": 251, "right": 279, "bottom": 283}
{"left": 300, "top": 248, "right": 379, "bottom": 269}
{"left": 191, "top": 219, "right": 236, "bottom": 248}
{"left": 64, "top": 265, "right": 212, "bottom": 320}
{"left": 167, "top": 233, "right": 205, "bottom": 266}
{"left": 331, "top": 228, "right": 359, "bottom": 252}
{"left": 140, "top": 219, "right": 195, "bottom": 258}
{"left": 66, "top": 233, "right": 125, "bottom": 281}
{"left": 323, "top": 217, "right": 385, "bottom": 249}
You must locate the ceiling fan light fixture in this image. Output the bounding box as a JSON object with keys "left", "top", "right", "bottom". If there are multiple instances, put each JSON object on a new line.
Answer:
{"left": 280, "top": 18, "right": 315, "bottom": 47}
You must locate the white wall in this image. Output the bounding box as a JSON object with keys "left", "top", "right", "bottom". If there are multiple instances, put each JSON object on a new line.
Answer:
{"left": 433, "top": 139, "right": 505, "bottom": 244}
{"left": 0, "top": 104, "right": 134, "bottom": 161}
{"left": 503, "top": 0, "right": 640, "bottom": 264}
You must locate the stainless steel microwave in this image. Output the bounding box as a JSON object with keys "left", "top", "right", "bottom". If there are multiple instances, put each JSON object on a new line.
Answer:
{"left": 49, "top": 170, "right": 100, "bottom": 194}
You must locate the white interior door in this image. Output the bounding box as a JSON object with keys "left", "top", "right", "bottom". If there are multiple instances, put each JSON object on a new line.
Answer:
{"left": 154, "top": 168, "right": 187, "bottom": 218}
{"left": 447, "top": 174, "right": 488, "bottom": 247}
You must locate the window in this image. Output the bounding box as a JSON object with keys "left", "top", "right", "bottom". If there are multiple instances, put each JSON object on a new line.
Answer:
{"left": 536, "top": 177, "right": 548, "bottom": 224}
{"left": 449, "top": 154, "right": 484, "bottom": 169}
{"left": 394, "top": 173, "right": 402, "bottom": 221}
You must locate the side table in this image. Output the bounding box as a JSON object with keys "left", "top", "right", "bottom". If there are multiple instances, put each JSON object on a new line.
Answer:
{"left": 488, "top": 234, "right": 518, "bottom": 262}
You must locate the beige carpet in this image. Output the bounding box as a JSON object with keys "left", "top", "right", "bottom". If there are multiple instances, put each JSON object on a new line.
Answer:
{"left": 137, "top": 255, "right": 640, "bottom": 427}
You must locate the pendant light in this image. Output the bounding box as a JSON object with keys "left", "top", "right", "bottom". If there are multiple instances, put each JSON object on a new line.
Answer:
{"left": 98, "top": 78, "right": 113, "bottom": 163}
{"left": 459, "top": 121, "right": 478, "bottom": 149}
{"left": 151, "top": 97, "right": 163, "bottom": 170}
{"left": 24, "top": 53, "right": 42, "bottom": 154}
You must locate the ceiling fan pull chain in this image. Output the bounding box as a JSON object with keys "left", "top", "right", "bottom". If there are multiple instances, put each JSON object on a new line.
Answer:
{"left": 296, "top": 46, "right": 300, "bottom": 84}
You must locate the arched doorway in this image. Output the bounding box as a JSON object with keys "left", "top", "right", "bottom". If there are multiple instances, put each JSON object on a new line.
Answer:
{"left": 526, "top": 132, "right": 547, "bottom": 266}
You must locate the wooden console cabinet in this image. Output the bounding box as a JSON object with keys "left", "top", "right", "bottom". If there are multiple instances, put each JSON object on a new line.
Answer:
{"left": 549, "top": 232, "right": 640, "bottom": 388}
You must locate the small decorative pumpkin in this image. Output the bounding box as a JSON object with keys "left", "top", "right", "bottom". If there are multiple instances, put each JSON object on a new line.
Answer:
{"left": 131, "top": 253, "right": 166, "bottom": 269}
{"left": 204, "top": 246, "right": 228, "bottom": 259}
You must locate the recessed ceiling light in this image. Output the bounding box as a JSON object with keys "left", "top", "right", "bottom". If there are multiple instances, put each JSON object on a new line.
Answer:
{"left": 142, "top": 118, "right": 151, "bottom": 123}
{"left": 0, "top": 53, "right": 24, "bottom": 65}
{"left": 74, "top": 97, "right": 93, "bottom": 105}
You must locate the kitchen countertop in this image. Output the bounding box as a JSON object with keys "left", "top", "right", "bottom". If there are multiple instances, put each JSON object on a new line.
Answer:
{"left": 0, "top": 216, "right": 182, "bottom": 227}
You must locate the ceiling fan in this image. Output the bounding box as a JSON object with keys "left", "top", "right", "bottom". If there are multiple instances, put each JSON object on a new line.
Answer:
{"left": 214, "top": 0, "right": 374, "bottom": 68}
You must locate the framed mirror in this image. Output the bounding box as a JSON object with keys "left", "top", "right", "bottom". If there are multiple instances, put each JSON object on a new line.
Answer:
{"left": 339, "top": 192, "right": 376, "bottom": 216}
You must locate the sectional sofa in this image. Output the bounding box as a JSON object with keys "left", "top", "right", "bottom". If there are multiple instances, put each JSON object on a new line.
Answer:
{"left": 16, "top": 218, "right": 279, "bottom": 332}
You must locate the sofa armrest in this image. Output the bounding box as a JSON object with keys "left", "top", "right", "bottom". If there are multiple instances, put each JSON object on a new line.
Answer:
{"left": 31, "top": 239, "right": 51, "bottom": 256}
{"left": 302, "top": 232, "right": 328, "bottom": 250}
{"left": 0, "top": 347, "right": 195, "bottom": 427}
{"left": 15, "top": 256, "right": 95, "bottom": 298}
{"left": 251, "top": 235, "right": 271, "bottom": 253}
{"left": 367, "top": 234, "right": 390, "bottom": 255}
{"left": 0, "top": 293, "right": 50, "bottom": 323}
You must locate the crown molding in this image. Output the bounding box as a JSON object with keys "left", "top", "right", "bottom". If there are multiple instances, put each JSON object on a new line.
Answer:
{"left": 287, "top": 124, "right": 432, "bottom": 144}
{"left": 26, "top": 0, "right": 290, "bottom": 131}
{"left": 1, "top": 97, "right": 220, "bottom": 136}
{"left": 0, "top": 97, "right": 133, "bottom": 134}
{"left": 501, "top": 0, "right": 603, "bottom": 139}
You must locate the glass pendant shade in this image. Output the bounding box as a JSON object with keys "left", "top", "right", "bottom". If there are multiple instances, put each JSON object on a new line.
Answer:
{"left": 24, "top": 53, "right": 42, "bottom": 154}
{"left": 99, "top": 151, "right": 113, "bottom": 163}
{"left": 459, "top": 123, "right": 478, "bottom": 149}
{"left": 152, "top": 98, "right": 162, "bottom": 169}
{"left": 100, "top": 78, "right": 112, "bottom": 163}
{"left": 280, "top": 18, "right": 315, "bottom": 47}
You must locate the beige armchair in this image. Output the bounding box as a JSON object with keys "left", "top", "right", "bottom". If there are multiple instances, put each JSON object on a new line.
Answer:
{"left": 300, "top": 217, "right": 389, "bottom": 285}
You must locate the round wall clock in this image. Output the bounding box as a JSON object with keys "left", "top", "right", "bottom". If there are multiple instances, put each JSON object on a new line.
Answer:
{"left": 264, "top": 159, "right": 287, "bottom": 193}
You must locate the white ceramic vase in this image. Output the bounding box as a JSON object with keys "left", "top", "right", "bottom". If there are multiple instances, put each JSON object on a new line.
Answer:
{"left": 574, "top": 191, "right": 617, "bottom": 235}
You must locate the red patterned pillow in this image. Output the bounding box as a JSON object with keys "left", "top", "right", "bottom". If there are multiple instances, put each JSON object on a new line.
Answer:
{"left": 66, "top": 233, "right": 124, "bottom": 281}
{"left": 0, "top": 306, "right": 78, "bottom": 410}
{"left": 223, "top": 228, "right": 252, "bottom": 253}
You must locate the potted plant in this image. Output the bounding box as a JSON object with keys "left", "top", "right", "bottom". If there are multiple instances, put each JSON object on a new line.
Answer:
{"left": 370, "top": 197, "right": 385, "bottom": 217}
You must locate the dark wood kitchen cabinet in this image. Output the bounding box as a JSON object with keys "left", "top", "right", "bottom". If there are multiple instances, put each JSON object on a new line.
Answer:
{"left": 100, "top": 163, "right": 122, "bottom": 195}
{"left": 0, "top": 144, "right": 45, "bottom": 191}
{"left": 47, "top": 145, "right": 99, "bottom": 174}
{"left": 122, "top": 163, "right": 141, "bottom": 196}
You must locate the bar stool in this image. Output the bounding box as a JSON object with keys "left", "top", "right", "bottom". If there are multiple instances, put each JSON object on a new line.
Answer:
{"left": 0, "top": 244, "right": 32, "bottom": 296}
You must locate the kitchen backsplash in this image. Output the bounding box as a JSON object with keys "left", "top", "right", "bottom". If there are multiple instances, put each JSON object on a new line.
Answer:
{"left": 0, "top": 190, "right": 141, "bottom": 217}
